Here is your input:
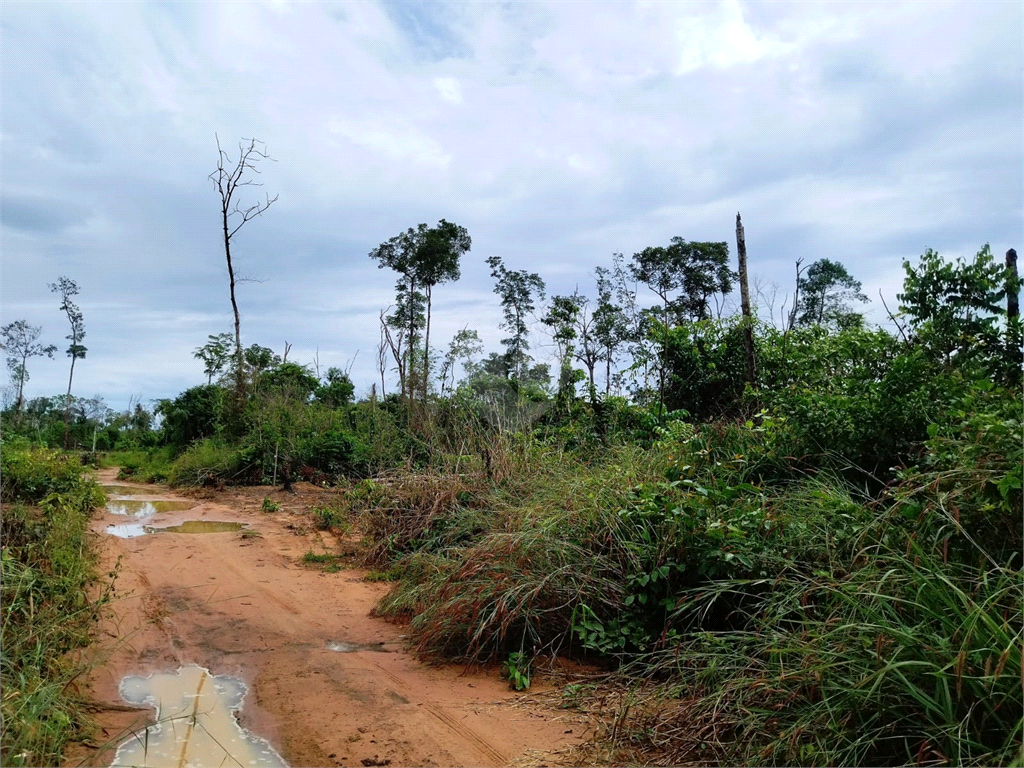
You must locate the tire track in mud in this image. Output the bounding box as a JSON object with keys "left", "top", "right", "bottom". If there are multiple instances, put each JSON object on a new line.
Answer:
{"left": 369, "top": 659, "right": 508, "bottom": 766}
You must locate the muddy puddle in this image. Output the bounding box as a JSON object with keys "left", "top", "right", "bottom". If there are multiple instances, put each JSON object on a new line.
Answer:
{"left": 105, "top": 500, "right": 196, "bottom": 517}
{"left": 160, "top": 521, "right": 246, "bottom": 534}
{"left": 105, "top": 521, "right": 246, "bottom": 538}
{"left": 111, "top": 664, "right": 287, "bottom": 768}
{"left": 327, "top": 640, "right": 390, "bottom": 653}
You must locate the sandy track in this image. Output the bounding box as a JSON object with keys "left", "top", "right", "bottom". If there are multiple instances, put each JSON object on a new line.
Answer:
{"left": 66, "top": 469, "right": 584, "bottom": 768}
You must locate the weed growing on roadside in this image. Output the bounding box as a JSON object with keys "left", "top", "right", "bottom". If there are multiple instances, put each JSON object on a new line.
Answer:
{"left": 261, "top": 495, "right": 280, "bottom": 512}
{"left": 501, "top": 652, "right": 532, "bottom": 691}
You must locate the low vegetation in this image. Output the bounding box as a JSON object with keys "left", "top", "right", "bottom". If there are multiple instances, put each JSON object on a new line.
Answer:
{"left": 0, "top": 440, "right": 109, "bottom": 767}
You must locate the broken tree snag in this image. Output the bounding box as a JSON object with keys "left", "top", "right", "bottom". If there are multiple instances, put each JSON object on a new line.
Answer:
{"left": 1007, "top": 248, "right": 1019, "bottom": 320}
{"left": 736, "top": 213, "right": 757, "bottom": 388}
{"left": 787, "top": 258, "right": 805, "bottom": 331}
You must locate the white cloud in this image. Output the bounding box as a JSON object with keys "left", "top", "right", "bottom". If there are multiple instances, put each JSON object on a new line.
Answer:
{"left": 1, "top": 0, "right": 1020, "bottom": 409}
{"left": 433, "top": 76, "right": 463, "bottom": 104}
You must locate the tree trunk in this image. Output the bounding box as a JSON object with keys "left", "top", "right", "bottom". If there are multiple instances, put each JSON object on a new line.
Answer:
{"left": 423, "top": 284, "right": 432, "bottom": 405}
{"left": 1007, "top": 248, "right": 1019, "bottom": 319}
{"left": 222, "top": 200, "right": 245, "bottom": 404}
{"left": 735, "top": 213, "right": 757, "bottom": 388}
{"left": 16, "top": 352, "right": 27, "bottom": 411}
{"left": 788, "top": 258, "right": 803, "bottom": 330}
{"left": 64, "top": 354, "right": 76, "bottom": 449}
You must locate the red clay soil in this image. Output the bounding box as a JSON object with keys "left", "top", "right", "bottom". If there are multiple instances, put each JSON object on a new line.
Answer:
{"left": 65, "top": 469, "right": 590, "bottom": 768}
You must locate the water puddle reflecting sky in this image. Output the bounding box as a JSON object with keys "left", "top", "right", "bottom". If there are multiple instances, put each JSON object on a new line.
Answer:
{"left": 105, "top": 521, "right": 246, "bottom": 538}
{"left": 110, "top": 664, "right": 287, "bottom": 768}
{"left": 106, "top": 500, "right": 196, "bottom": 518}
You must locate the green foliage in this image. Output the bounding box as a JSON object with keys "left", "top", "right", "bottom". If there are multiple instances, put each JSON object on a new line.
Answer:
{"left": 900, "top": 244, "right": 1022, "bottom": 381}
{"left": 312, "top": 505, "right": 343, "bottom": 530}
{"left": 0, "top": 444, "right": 110, "bottom": 766}
{"left": 630, "top": 237, "right": 734, "bottom": 323}
{"left": 193, "top": 332, "right": 234, "bottom": 384}
{"left": 486, "top": 255, "right": 546, "bottom": 381}
{"left": 157, "top": 384, "right": 224, "bottom": 450}
{"left": 261, "top": 495, "right": 280, "bottom": 512}
{"left": 111, "top": 446, "right": 175, "bottom": 483}
{"left": 501, "top": 651, "right": 532, "bottom": 691}
{"left": 315, "top": 367, "right": 355, "bottom": 408}
{"left": 796, "top": 257, "right": 867, "bottom": 327}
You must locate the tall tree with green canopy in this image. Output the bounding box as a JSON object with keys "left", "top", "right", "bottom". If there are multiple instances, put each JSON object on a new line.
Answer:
{"left": 593, "top": 265, "right": 630, "bottom": 395}
{"left": 630, "top": 238, "right": 733, "bottom": 421}
{"left": 486, "top": 256, "right": 546, "bottom": 381}
{"left": 369, "top": 219, "right": 471, "bottom": 406}
{"left": 796, "top": 258, "right": 868, "bottom": 327}
{"left": 1, "top": 320, "right": 57, "bottom": 411}
{"left": 630, "top": 238, "right": 733, "bottom": 324}
{"left": 49, "top": 277, "right": 86, "bottom": 448}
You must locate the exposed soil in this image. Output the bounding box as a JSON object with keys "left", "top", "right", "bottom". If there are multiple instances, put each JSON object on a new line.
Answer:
{"left": 65, "top": 469, "right": 591, "bottom": 768}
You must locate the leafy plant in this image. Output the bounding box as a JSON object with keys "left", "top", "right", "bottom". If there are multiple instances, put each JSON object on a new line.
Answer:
{"left": 501, "top": 651, "right": 532, "bottom": 691}
{"left": 262, "top": 495, "right": 280, "bottom": 512}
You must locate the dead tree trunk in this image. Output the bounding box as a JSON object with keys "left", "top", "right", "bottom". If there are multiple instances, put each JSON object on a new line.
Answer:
{"left": 1007, "top": 248, "right": 1019, "bottom": 319}
{"left": 787, "top": 258, "right": 805, "bottom": 330}
{"left": 736, "top": 213, "right": 757, "bottom": 388}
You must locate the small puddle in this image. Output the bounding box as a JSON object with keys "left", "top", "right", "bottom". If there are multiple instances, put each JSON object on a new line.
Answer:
{"left": 106, "top": 500, "right": 196, "bottom": 517}
{"left": 327, "top": 640, "right": 389, "bottom": 653}
{"left": 160, "top": 521, "right": 245, "bottom": 534}
{"left": 105, "top": 521, "right": 245, "bottom": 538}
{"left": 111, "top": 664, "right": 287, "bottom": 768}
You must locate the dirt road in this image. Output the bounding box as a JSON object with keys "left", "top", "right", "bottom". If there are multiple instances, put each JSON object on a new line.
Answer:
{"left": 68, "top": 469, "right": 586, "bottom": 768}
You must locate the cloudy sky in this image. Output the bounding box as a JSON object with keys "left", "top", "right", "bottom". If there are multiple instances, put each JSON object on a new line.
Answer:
{"left": 2, "top": 0, "right": 1021, "bottom": 412}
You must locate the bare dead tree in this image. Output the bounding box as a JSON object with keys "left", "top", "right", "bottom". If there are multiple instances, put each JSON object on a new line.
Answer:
{"left": 209, "top": 135, "right": 278, "bottom": 401}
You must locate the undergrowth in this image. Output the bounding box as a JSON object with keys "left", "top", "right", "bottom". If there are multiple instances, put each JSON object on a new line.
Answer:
{"left": 0, "top": 442, "right": 111, "bottom": 767}
{"left": 356, "top": 392, "right": 1022, "bottom": 766}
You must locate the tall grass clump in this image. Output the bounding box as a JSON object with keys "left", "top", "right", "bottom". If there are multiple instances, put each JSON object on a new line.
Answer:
{"left": 608, "top": 540, "right": 1021, "bottom": 767}
{"left": 167, "top": 439, "right": 249, "bottom": 487}
{"left": 0, "top": 442, "right": 110, "bottom": 767}
{"left": 367, "top": 441, "right": 664, "bottom": 660}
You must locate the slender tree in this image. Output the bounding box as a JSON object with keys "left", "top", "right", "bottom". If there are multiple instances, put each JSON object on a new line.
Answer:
{"left": 193, "top": 333, "right": 235, "bottom": 384}
{"left": 49, "top": 277, "right": 87, "bottom": 448}
{"left": 593, "top": 266, "right": 630, "bottom": 396}
{"left": 369, "top": 220, "right": 470, "bottom": 406}
{"left": 486, "top": 256, "right": 546, "bottom": 381}
{"left": 210, "top": 135, "right": 278, "bottom": 404}
{"left": 796, "top": 258, "right": 868, "bottom": 327}
{"left": 1, "top": 320, "right": 57, "bottom": 411}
